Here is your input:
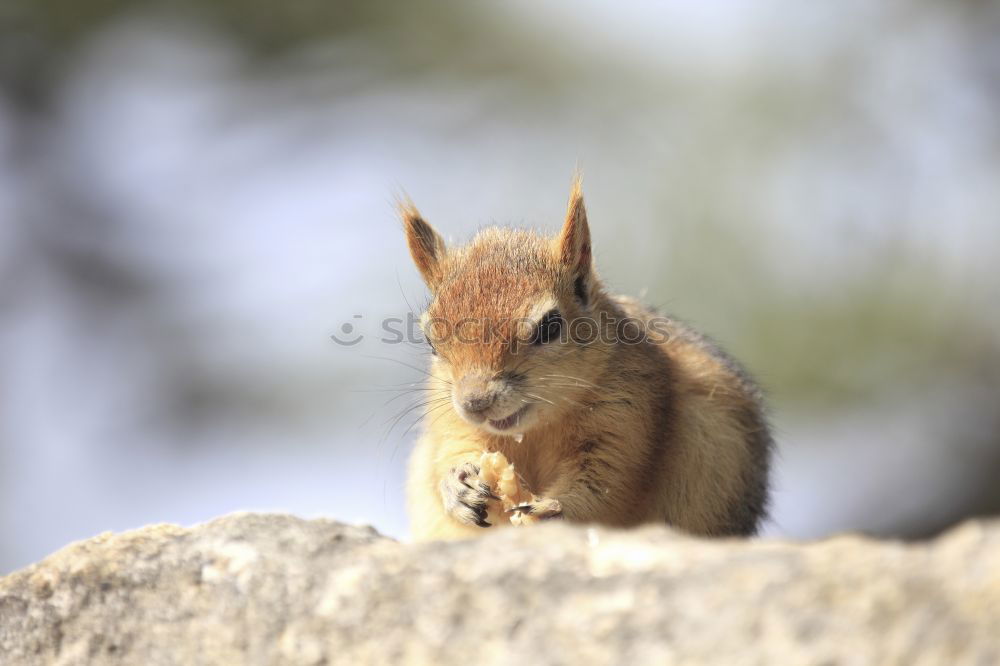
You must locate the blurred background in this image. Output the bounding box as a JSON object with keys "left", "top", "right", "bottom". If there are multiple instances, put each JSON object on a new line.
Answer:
{"left": 2, "top": 0, "right": 999, "bottom": 573}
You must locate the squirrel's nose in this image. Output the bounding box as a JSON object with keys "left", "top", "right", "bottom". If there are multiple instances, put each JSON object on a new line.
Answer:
{"left": 462, "top": 393, "right": 495, "bottom": 415}
{"left": 456, "top": 374, "right": 497, "bottom": 419}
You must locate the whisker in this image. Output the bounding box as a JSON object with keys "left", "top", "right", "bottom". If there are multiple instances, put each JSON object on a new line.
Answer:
{"left": 399, "top": 399, "right": 453, "bottom": 441}
{"left": 362, "top": 354, "right": 452, "bottom": 385}
{"left": 522, "top": 391, "right": 555, "bottom": 406}
{"left": 535, "top": 390, "right": 588, "bottom": 410}
{"left": 533, "top": 381, "right": 599, "bottom": 395}
{"left": 427, "top": 401, "right": 458, "bottom": 429}
{"left": 537, "top": 374, "right": 600, "bottom": 387}
{"left": 381, "top": 396, "right": 450, "bottom": 438}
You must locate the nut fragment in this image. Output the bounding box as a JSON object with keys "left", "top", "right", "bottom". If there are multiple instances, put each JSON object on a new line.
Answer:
{"left": 477, "top": 451, "right": 541, "bottom": 526}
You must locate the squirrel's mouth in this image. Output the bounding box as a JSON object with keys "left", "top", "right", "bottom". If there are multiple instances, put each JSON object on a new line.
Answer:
{"left": 488, "top": 405, "right": 529, "bottom": 431}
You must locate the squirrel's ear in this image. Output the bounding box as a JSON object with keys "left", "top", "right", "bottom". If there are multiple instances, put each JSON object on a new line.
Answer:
{"left": 400, "top": 201, "right": 447, "bottom": 291}
{"left": 556, "top": 175, "right": 592, "bottom": 279}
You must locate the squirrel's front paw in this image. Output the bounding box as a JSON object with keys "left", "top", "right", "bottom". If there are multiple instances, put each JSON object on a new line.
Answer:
{"left": 509, "top": 497, "right": 563, "bottom": 522}
{"left": 440, "top": 462, "right": 500, "bottom": 528}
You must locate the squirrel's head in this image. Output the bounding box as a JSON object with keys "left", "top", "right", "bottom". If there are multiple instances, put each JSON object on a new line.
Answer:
{"left": 401, "top": 178, "right": 607, "bottom": 436}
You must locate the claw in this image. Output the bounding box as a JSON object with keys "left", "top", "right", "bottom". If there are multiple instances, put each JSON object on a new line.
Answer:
{"left": 456, "top": 465, "right": 480, "bottom": 487}
{"left": 442, "top": 463, "right": 500, "bottom": 527}
{"left": 479, "top": 483, "right": 501, "bottom": 501}
{"left": 507, "top": 500, "right": 563, "bottom": 520}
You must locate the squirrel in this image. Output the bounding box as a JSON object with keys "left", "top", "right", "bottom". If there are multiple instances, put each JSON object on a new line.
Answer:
{"left": 401, "top": 177, "right": 772, "bottom": 540}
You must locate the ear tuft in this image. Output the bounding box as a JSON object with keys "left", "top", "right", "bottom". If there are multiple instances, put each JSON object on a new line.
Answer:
{"left": 557, "top": 173, "right": 592, "bottom": 279}
{"left": 399, "top": 199, "right": 447, "bottom": 291}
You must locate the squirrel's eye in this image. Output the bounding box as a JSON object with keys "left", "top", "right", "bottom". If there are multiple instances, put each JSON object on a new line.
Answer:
{"left": 534, "top": 309, "right": 563, "bottom": 345}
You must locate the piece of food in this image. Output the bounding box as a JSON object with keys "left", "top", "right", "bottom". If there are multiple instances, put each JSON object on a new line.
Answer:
{"left": 477, "top": 451, "right": 541, "bottom": 526}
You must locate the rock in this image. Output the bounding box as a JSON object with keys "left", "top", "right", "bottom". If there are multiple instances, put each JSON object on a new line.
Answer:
{"left": 1, "top": 513, "right": 998, "bottom": 665}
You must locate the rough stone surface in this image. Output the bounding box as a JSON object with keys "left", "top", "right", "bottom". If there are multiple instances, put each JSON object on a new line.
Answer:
{"left": 1, "top": 513, "right": 998, "bottom": 665}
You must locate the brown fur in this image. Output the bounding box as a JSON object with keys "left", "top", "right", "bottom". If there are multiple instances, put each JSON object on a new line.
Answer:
{"left": 402, "top": 178, "right": 772, "bottom": 540}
